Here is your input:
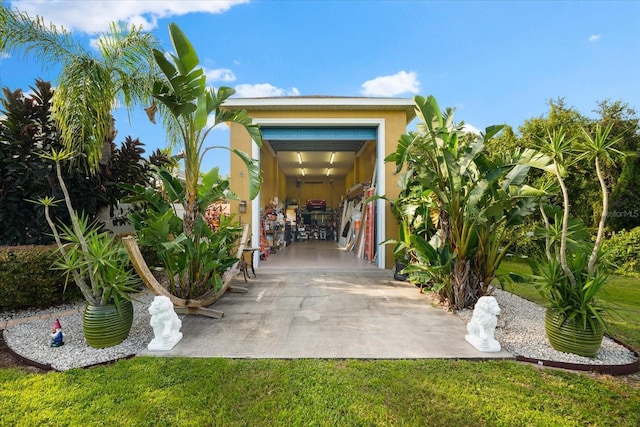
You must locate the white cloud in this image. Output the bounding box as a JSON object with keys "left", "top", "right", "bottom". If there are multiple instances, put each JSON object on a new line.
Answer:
{"left": 8, "top": 0, "right": 249, "bottom": 33}
{"left": 88, "top": 37, "right": 101, "bottom": 51}
{"left": 361, "top": 70, "right": 420, "bottom": 97}
{"left": 0, "top": 52, "right": 10, "bottom": 60}
{"left": 204, "top": 68, "right": 236, "bottom": 83}
{"left": 461, "top": 123, "right": 481, "bottom": 135}
{"left": 234, "top": 83, "right": 300, "bottom": 98}
{"left": 589, "top": 34, "right": 601, "bottom": 42}
{"left": 205, "top": 114, "right": 231, "bottom": 131}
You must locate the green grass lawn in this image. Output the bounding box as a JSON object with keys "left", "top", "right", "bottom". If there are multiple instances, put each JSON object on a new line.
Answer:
{"left": 1, "top": 357, "right": 638, "bottom": 426}
{"left": 497, "top": 260, "right": 640, "bottom": 351}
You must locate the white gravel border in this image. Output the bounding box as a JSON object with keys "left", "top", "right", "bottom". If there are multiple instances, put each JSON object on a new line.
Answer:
{"left": 2, "top": 292, "right": 154, "bottom": 371}
{"left": 2, "top": 288, "right": 638, "bottom": 371}
{"left": 456, "top": 288, "right": 638, "bottom": 366}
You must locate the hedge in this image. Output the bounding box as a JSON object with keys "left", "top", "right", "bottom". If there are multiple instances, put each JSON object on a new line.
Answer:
{"left": 0, "top": 245, "right": 83, "bottom": 311}
{"left": 602, "top": 226, "right": 640, "bottom": 277}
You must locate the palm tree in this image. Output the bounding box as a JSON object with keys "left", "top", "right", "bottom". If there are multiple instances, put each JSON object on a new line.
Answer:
{"left": 151, "top": 23, "right": 262, "bottom": 238}
{"left": 0, "top": 5, "right": 159, "bottom": 172}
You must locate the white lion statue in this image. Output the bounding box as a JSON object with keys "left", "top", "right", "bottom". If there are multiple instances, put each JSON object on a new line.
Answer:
{"left": 465, "top": 296, "right": 502, "bottom": 352}
{"left": 148, "top": 295, "right": 183, "bottom": 351}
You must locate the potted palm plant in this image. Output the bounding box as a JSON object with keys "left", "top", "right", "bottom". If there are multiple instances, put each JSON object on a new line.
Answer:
{"left": 37, "top": 150, "right": 141, "bottom": 348}
{"left": 532, "top": 125, "right": 622, "bottom": 357}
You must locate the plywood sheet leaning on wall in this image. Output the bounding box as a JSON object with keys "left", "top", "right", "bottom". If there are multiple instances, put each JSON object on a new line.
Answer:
{"left": 363, "top": 187, "right": 376, "bottom": 262}
{"left": 338, "top": 200, "right": 353, "bottom": 248}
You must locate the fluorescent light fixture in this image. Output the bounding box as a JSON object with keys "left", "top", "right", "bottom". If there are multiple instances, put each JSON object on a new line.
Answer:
{"left": 301, "top": 168, "right": 305, "bottom": 176}
{"left": 297, "top": 152, "right": 302, "bottom": 164}
{"left": 329, "top": 152, "right": 335, "bottom": 164}
{"left": 326, "top": 168, "right": 331, "bottom": 176}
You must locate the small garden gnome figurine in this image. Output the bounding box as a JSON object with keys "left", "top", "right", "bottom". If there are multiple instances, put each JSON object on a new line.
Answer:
{"left": 50, "top": 318, "right": 64, "bottom": 347}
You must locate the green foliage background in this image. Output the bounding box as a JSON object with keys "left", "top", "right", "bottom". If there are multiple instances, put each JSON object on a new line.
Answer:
{"left": 0, "top": 79, "right": 170, "bottom": 245}
{"left": 486, "top": 98, "right": 640, "bottom": 269}
{"left": 487, "top": 98, "right": 640, "bottom": 232}
{"left": 602, "top": 227, "right": 640, "bottom": 277}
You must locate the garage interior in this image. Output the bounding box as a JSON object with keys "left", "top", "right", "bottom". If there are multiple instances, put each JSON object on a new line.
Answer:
{"left": 257, "top": 126, "right": 379, "bottom": 266}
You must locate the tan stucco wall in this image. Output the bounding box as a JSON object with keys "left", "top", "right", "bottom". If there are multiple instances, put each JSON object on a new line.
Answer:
{"left": 228, "top": 107, "right": 411, "bottom": 269}
{"left": 383, "top": 111, "right": 407, "bottom": 268}
{"left": 355, "top": 141, "right": 376, "bottom": 184}
{"left": 284, "top": 176, "right": 346, "bottom": 210}
{"left": 228, "top": 123, "right": 253, "bottom": 224}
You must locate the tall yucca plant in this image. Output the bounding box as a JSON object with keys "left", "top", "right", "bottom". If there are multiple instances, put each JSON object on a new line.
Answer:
{"left": 0, "top": 5, "right": 159, "bottom": 172}
{"left": 150, "top": 23, "right": 262, "bottom": 237}
{"left": 532, "top": 125, "right": 622, "bottom": 335}
{"left": 536, "top": 128, "right": 579, "bottom": 286}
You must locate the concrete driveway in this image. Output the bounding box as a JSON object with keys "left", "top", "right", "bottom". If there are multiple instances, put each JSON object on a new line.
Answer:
{"left": 140, "top": 241, "right": 512, "bottom": 360}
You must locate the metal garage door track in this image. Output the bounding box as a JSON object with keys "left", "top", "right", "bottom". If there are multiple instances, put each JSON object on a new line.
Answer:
{"left": 140, "top": 241, "right": 512, "bottom": 359}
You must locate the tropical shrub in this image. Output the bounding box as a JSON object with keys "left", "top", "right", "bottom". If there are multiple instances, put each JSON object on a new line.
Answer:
{"left": 0, "top": 80, "right": 167, "bottom": 245}
{"left": 122, "top": 23, "right": 261, "bottom": 302}
{"left": 124, "top": 168, "right": 242, "bottom": 299}
{"left": 499, "top": 221, "right": 543, "bottom": 260}
{"left": 104, "top": 136, "right": 174, "bottom": 226}
{"left": 0, "top": 80, "right": 69, "bottom": 245}
{"left": 608, "top": 153, "right": 640, "bottom": 231}
{"left": 386, "top": 95, "right": 552, "bottom": 309}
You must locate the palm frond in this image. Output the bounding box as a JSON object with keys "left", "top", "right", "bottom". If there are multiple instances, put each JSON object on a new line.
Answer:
{"left": 0, "top": 6, "right": 83, "bottom": 67}
{"left": 1, "top": 6, "right": 160, "bottom": 173}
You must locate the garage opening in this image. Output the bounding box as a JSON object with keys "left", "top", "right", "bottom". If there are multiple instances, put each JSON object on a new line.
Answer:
{"left": 225, "top": 96, "right": 416, "bottom": 271}
{"left": 257, "top": 125, "right": 381, "bottom": 267}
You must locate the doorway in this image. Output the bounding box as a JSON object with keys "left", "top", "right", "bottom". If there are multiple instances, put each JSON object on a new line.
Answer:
{"left": 251, "top": 118, "right": 387, "bottom": 269}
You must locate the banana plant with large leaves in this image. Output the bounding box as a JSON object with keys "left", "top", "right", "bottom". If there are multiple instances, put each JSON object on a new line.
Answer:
{"left": 151, "top": 23, "right": 262, "bottom": 238}
{"left": 127, "top": 23, "right": 262, "bottom": 299}
{"left": 387, "top": 95, "right": 553, "bottom": 309}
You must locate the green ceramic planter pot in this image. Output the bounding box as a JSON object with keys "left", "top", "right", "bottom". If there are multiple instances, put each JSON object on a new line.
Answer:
{"left": 82, "top": 300, "right": 134, "bottom": 349}
{"left": 544, "top": 309, "right": 604, "bottom": 358}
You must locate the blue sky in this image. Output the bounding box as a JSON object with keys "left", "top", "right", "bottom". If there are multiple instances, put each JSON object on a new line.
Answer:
{"left": 1, "top": 0, "right": 639, "bottom": 174}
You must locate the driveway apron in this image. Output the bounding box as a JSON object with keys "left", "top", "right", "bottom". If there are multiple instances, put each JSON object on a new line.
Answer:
{"left": 140, "top": 241, "right": 513, "bottom": 359}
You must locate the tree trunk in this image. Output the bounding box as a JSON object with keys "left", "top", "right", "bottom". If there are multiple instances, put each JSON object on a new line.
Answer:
{"left": 588, "top": 157, "right": 608, "bottom": 275}
{"left": 554, "top": 160, "right": 577, "bottom": 288}
{"left": 451, "top": 259, "right": 470, "bottom": 310}
{"left": 99, "top": 116, "right": 117, "bottom": 166}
